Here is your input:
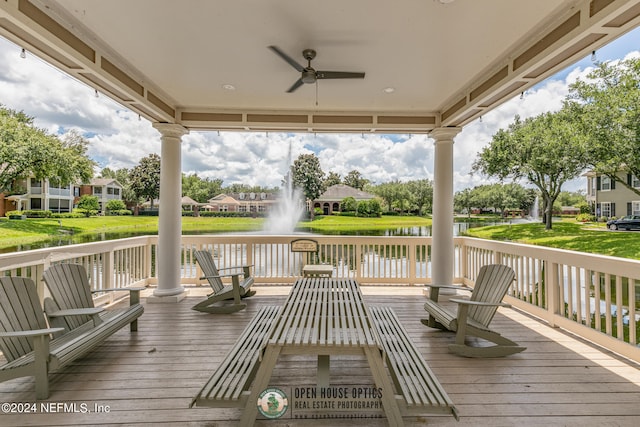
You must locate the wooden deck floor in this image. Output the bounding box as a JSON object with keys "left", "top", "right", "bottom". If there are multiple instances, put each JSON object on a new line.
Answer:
{"left": 1, "top": 285, "right": 639, "bottom": 427}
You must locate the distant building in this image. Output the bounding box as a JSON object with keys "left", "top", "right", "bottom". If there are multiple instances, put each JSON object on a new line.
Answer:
{"left": 206, "top": 192, "right": 278, "bottom": 213}
{"left": 312, "top": 184, "right": 375, "bottom": 215}
{"left": 81, "top": 179, "right": 124, "bottom": 213}
{"left": 584, "top": 170, "right": 640, "bottom": 218}
{"left": 0, "top": 177, "right": 123, "bottom": 216}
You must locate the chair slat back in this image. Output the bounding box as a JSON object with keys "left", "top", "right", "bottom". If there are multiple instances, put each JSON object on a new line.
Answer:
{"left": 468, "top": 264, "right": 515, "bottom": 327}
{"left": 194, "top": 250, "right": 224, "bottom": 293}
{"left": 0, "top": 277, "right": 48, "bottom": 362}
{"left": 43, "top": 263, "right": 95, "bottom": 330}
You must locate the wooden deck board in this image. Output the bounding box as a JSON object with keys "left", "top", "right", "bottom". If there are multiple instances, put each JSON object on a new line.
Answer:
{"left": 1, "top": 286, "right": 639, "bottom": 426}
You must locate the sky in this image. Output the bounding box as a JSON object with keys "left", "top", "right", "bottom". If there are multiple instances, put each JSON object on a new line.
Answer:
{"left": 1, "top": 27, "right": 639, "bottom": 193}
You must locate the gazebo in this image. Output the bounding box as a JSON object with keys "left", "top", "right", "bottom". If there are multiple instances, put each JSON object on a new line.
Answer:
{"left": 1, "top": 0, "right": 639, "bottom": 302}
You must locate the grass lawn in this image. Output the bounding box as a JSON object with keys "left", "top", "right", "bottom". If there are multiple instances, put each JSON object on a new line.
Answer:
{"left": 0, "top": 216, "right": 266, "bottom": 250}
{"left": 464, "top": 220, "right": 640, "bottom": 260}
{"left": 299, "top": 215, "right": 432, "bottom": 233}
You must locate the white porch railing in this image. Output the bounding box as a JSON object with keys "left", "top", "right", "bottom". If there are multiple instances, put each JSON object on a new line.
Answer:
{"left": 0, "top": 234, "right": 637, "bottom": 363}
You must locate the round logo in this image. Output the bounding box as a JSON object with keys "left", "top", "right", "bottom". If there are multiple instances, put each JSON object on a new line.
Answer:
{"left": 257, "top": 387, "right": 288, "bottom": 419}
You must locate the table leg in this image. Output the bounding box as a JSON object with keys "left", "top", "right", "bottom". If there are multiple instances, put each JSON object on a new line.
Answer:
{"left": 364, "top": 347, "right": 404, "bottom": 427}
{"left": 239, "top": 345, "right": 282, "bottom": 427}
{"left": 317, "top": 355, "right": 330, "bottom": 388}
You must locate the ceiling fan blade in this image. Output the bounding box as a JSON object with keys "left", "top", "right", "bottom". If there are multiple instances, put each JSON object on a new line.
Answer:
{"left": 316, "top": 71, "right": 365, "bottom": 79}
{"left": 269, "top": 45, "right": 305, "bottom": 72}
{"left": 286, "top": 78, "right": 304, "bottom": 93}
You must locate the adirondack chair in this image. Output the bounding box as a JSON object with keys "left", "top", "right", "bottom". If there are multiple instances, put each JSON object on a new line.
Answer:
{"left": 192, "top": 250, "right": 255, "bottom": 313}
{"left": 0, "top": 276, "right": 139, "bottom": 399}
{"left": 42, "top": 263, "right": 144, "bottom": 336}
{"left": 421, "top": 264, "right": 526, "bottom": 357}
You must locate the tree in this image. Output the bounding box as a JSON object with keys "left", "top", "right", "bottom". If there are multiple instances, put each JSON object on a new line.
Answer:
{"left": 343, "top": 170, "right": 369, "bottom": 190}
{"left": 58, "top": 130, "right": 95, "bottom": 185}
{"left": 473, "top": 111, "right": 589, "bottom": 229}
{"left": 324, "top": 171, "right": 342, "bottom": 187}
{"left": 407, "top": 179, "right": 433, "bottom": 216}
{"left": 291, "top": 153, "right": 325, "bottom": 202}
{"left": 371, "top": 182, "right": 396, "bottom": 212}
{"left": 0, "top": 105, "right": 94, "bottom": 192}
{"left": 566, "top": 57, "right": 640, "bottom": 196}
{"left": 341, "top": 196, "right": 357, "bottom": 212}
{"left": 454, "top": 188, "right": 475, "bottom": 217}
{"left": 182, "top": 173, "right": 223, "bottom": 203}
{"left": 105, "top": 199, "right": 127, "bottom": 212}
{"left": 129, "top": 153, "right": 161, "bottom": 208}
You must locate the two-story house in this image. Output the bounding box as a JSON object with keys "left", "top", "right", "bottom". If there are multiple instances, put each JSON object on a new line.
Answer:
{"left": 0, "top": 177, "right": 76, "bottom": 215}
{"left": 79, "top": 179, "right": 124, "bottom": 214}
{"left": 0, "top": 178, "right": 123, "bottom": 216}
{"left": 584, "top": 171, "right": 640, "bottom": 219}
{"left": 205, "top": 192, "right": 277, "bottom": 213}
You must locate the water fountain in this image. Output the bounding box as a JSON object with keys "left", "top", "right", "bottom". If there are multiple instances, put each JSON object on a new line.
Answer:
{"left": 529, "top": 195, "right": 539, "bottom": 221}
{"left": 263, "top": 145, "right": 305, "bottom": 234}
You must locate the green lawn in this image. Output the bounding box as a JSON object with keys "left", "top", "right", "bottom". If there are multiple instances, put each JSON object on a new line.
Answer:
{"left": 464, "top": 220, "right": 640, "bottom": 260}
{"left": 299, "top": 215, "right": 432, "bottom": 233}
{"left": 1, "top": 215, "right": 638, "bottom": 261}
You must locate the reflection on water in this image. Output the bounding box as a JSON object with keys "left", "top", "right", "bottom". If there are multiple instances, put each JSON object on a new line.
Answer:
{"left": 0, "top": 221, "right": 511, "bottom": 254}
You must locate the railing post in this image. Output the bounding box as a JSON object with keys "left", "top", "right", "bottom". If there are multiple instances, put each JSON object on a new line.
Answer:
{"left": 409, "top": 240, "right": 417, "bottom": 285}
{"left": 546, "top": 260, "right": 560, "bottom": 327}
{"left": 355, "top": 242, "right": 362, "bottom": 282}
{"left": 145, "top": 239, "right": 153, "bottom": 284}
{"left": 104, "top": 250, "right": 114, "bottom": 302}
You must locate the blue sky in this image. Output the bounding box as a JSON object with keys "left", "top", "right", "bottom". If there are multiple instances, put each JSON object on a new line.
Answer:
{"left": 1, "top": 27, "right": 639, "bottom": 192}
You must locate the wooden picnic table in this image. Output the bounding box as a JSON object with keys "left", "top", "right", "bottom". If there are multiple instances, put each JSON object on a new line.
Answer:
{"left": 239, "top": 277, "right": 404, "bottom": 426}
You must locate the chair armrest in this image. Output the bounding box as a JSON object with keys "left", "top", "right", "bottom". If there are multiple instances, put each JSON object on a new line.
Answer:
{"left": 91, "top": 287, "right": 146, "bottom": 293}
{"left": 91, "top": 287, "right": 144, "bottom": 305}
{"left": 425, "top": 284, "right": 472, "bottom": 291}
{"left": 200, "top": 273, "right": 241, "bottom": 280}
{"left": 47, "top": 307, "right": 104, "bottom": 317}
{"left": 218, "top": 264, "right": 254, "bottom": 271}
{"left": 449, "top": 298, "right": 511, "bottom": 308}
{"left": 0, "top": 327, "right": 65, "bottom": 338}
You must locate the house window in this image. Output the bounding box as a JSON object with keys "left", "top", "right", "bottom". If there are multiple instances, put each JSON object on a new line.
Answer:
{"left": 221, "top": 205, "right": 228, "bottom": 212}
{"left": 601, "top": 176, "right": 611, "bottom": 191}
{"left": 258, "top": 205, "right": 266, "bottom": 212}
{"left": 601, "top": 202, "right": 611, "bottom": 218}
{"left": 632, "top": 175, "right": 640, "bottom": 188}
{"left": 239, "top": 205, "right": 247, "bottom": 212}
{"left": 30, "top": 178, "right": 42, "bottom": 194}
{"left": 30, "top": 198, "right": 42, "bottom": 209}
{"left": 94, "top": 187, "right": 103, "bottom": 195}
{"left": 633, "top": 201, "right": 640, "bottom": 215}
{"left": 107, "top": 187, "right": 114, "bottom": 195}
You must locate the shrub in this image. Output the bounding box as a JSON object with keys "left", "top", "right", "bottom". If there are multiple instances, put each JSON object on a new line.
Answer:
{"left": 106, "top": 199, "right": 127, "bottom": 212}
{"left": 575, "top": 213, "right": 595, "bottom": 222}
{"left": 24, "top": 210, "right": 51, "bottom": 218}
{"left": 51, "top": 212, "right": 85, "bottom": 218}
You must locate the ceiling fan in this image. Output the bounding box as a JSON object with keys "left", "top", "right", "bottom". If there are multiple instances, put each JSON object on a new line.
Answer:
{"left": 268, "top": 46, "right": 365, "bottom": 93}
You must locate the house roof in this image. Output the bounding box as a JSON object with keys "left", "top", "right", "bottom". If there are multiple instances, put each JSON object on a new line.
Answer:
{"left": 208, "top": 194, "right": 240, "bottom": 205}
{"left": 180, "top": 196, "right": 198, "bottom": 205}
{"left": 90, "top": 178, "right": 122, "bottom": 187}
{"left": 316, "top": 184, "right": 374, "bottom": 201}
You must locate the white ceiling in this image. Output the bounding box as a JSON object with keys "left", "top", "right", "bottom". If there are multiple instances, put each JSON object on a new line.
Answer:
{"left": 1, "top": 0, "right": 640, "bottom": 132}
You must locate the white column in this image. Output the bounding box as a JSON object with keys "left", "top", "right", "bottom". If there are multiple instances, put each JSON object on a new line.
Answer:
{"left": 430, "top": 127, "right": 461, "bottom": 286}
{"left": 151, "top": 123, "right": 188, "bottom": 299}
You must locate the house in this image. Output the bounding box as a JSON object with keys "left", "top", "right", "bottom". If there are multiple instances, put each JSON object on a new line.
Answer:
{"left": 0, "top": 177, "right": 77, "bottom": 215}
{"left": 312, "top": 184, "right": 375, "bottom": 215}
{"left": 79, "top": 179, "right": 124, "bottom": 214}
{"left": 584, "top": 171, "right": 640, "bottom": 218}
{"left": 206, "top": 192, "right": 277, "bottom": 213}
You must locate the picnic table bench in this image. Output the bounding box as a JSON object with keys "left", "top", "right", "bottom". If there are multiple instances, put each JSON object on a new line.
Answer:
{"left": 369, "top": 306, "right": 459, "bottom": 420}
{"left": 190, "top": 305, "right": 280, "bottom": 408}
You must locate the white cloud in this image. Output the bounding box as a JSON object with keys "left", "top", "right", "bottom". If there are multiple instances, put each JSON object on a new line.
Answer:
{"left": 1, "top": 34, "right": 638, "bottom": 194}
